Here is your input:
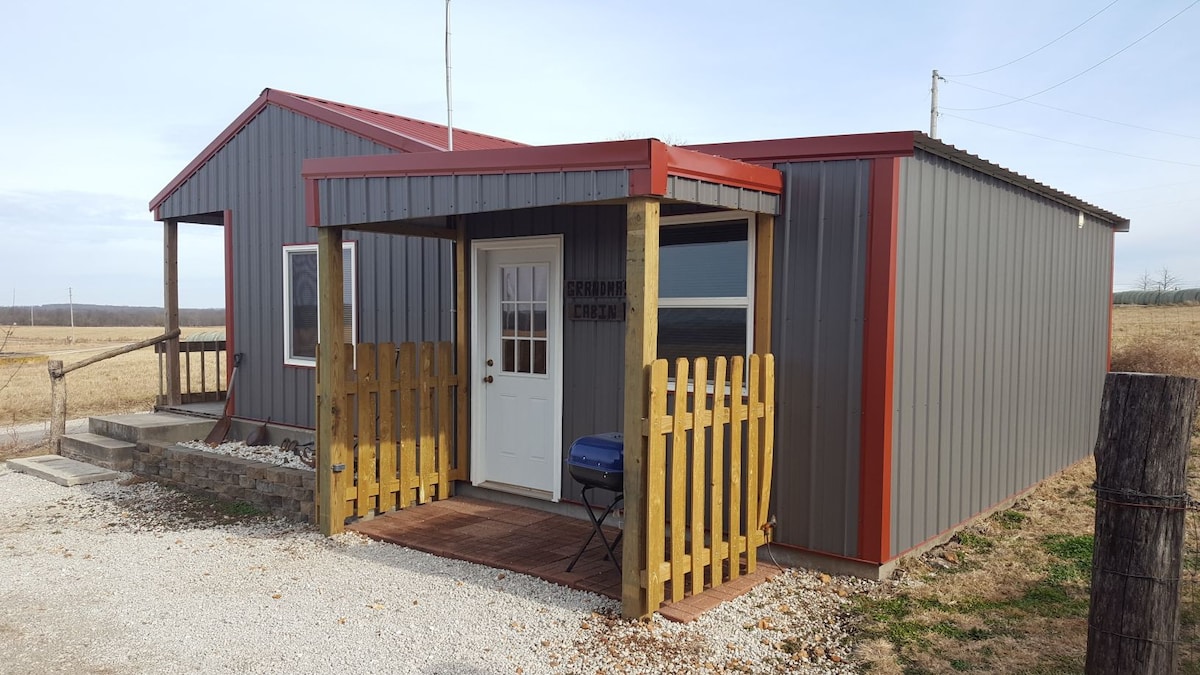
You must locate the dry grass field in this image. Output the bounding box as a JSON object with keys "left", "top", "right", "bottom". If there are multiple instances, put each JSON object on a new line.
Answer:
{"left": 857, "top": 304, "right": 1200, "bottom": 674}
{"left": 0, "top": 325, "right": 224, "bottom": 433}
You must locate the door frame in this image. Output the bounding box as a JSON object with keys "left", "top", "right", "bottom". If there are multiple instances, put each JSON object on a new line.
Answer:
{"left": 469, "top": 234, "right": 565, "bottom": 501}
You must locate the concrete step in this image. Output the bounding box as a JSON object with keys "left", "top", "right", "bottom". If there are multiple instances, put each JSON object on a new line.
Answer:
{"left": 7, "top": 455, "right": 119, "bottom": 486}
{"left": 88, "top": 412, "right": 215, "bottom": 445}
{"left": 59, "top": 433, "right": 136, "bottom": 471}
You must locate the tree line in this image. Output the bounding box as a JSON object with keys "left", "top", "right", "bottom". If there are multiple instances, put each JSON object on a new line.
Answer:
{"left": 0, "top": 304, "right": 224, "bottom": 327}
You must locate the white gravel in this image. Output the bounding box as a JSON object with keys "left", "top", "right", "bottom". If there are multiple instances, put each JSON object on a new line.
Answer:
{"left": 0, "top": 465, "right": 870, "bottom": 674}
{"left": 177, "top": 440, "right": 315, "bottom": 472}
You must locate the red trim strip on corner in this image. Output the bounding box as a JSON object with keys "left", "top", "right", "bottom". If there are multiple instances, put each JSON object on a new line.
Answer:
{"left": 857, "top": 156, "right": 900, "bottom": 564}
{"left": 223, "top": 210, "right": 236, "bottom": 395}
{"left": 305, "top": 179, "right": 321, "bottom": 227}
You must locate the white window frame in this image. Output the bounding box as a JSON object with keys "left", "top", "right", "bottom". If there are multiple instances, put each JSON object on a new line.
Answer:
{"left": 658, "top": 210, "right": 756, "bottom": 391}
{"left": 282, "top": 241, "right": 357, "bottom": 367}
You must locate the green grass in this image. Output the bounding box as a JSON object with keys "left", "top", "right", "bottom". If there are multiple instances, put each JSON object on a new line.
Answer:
{"left": 955, "top": 532, "right": 994, "bottom": 553}
{"left": 991, "top": 509, "right": 1028, "bottom": 529}
{"left": 1041, "top": 534, "right": 1093, "bottom": 583}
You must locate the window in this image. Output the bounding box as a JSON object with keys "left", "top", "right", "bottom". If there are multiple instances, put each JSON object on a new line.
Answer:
{"left": 658, "top": 212, "right": 753, "bottom": 365}
{"left": 282, "top": 242, "right": 357, "bottom": 366}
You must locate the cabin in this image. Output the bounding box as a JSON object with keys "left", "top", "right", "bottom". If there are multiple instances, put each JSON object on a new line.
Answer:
{"left": 146, "top": 88, "right": 1127, "bottom": 618}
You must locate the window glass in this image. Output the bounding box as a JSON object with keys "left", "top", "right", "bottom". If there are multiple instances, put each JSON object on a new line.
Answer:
{"left": 658, "top": 308, "right": 748, "bottom": 364}
{"left": 283, "top": 243, "right": 356, "bottom": 366}
{"left": 660, "top": 221, "right": 748, "bottom": 298}
{"left": 656, "top": 216, "right": 753, "bottom": 375}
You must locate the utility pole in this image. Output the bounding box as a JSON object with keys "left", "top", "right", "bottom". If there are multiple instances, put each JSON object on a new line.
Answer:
{"left": 445, "top": 0, "right": 454, "bottom": 151}
{"left": 69, "top": 287, "right": 75, "bottom": 342}
{"left": 931, "top": 69, "right": 940, "bottom": 138}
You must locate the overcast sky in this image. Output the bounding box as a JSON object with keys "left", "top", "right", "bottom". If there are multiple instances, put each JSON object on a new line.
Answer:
{"left": 1, "top": 0, "right": 1196, "bottom": 308}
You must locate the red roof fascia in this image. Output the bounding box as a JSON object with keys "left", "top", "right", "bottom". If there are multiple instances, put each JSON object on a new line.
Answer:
{"left": 685, "top": 131, "right": 917, "bottom": 165}
{"left": 303, "top": 139, "right": 782, "bottom": 196}
{"left": 148, "top": 88, "right": 525, "bottom": 214}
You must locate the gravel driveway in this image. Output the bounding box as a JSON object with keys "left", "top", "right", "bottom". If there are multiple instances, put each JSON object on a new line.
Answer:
{"left": 0, "top": 466, "right": 869, "bottom": 674}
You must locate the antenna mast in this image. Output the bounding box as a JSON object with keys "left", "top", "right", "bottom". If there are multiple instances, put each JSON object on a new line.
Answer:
{"left": 445, "top": 0, "right": 454, "bottom": 151}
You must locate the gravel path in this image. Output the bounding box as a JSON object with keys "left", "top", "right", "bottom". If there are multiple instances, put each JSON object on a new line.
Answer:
{"left": 0, "top": 465, "right": 871, "bottom": 674}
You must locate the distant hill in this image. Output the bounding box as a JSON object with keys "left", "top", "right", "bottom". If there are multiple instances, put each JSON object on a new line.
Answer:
{"left": 0, "top": 304, "right": 223, "bottom": 327}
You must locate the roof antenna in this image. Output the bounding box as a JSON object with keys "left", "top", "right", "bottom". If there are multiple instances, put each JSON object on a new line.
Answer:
{"left": 445, "top": 0, "right": 454, "bottom": 151}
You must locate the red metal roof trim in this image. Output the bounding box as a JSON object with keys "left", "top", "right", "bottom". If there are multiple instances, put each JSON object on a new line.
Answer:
{"left": 302, "top": 139, "right": 783, "bottom": 196}
{"left": 686, "top": 131, "right": 917, "bottom": 164}
{"left": 149, "top": 88, "right": 525, "bottom": 214}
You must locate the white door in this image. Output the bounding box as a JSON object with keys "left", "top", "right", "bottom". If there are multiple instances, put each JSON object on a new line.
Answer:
{"left": 471, "top": 238, "right": 563, "bottom": 500}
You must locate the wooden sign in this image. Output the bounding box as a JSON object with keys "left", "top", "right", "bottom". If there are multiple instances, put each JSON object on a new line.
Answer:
{"left": 566, "top": 279, "right": 626, "bottom": 321}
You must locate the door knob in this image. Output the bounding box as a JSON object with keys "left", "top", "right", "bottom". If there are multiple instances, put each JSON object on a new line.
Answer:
{"left": 483, "top": 375, "right": 494, "bottom": 383}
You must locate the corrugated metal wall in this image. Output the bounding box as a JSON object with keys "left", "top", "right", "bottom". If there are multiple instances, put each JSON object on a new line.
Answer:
{"left": 465, "top": 205, "right": 627, "bottom": 504}
{"left": 890, "top": 149, "right": 1113, "bottom": 557}
{"left": 769, "top": 160, "right": 872, "bottom": 557}
{"left": 156, "top": 105, "right": 454, "bottom": 427}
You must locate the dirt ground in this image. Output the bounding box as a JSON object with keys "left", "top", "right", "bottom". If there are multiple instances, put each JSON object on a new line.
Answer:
{"left": 0, "top": 326, "right": 223, "bottom": 451}
{"left": 854, "top": 304, "right": 1200, "bottom": 673}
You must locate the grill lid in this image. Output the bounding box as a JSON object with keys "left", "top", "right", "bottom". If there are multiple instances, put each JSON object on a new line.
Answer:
{"left": 565, "top": 433, "right": 624, "bottom": 473}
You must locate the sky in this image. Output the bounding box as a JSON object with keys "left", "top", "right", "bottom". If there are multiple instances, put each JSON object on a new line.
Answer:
{"left": 0, "top": 0, "right": 1196, "bottom": 308}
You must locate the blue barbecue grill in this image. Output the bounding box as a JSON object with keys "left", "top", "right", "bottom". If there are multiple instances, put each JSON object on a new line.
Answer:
{"left": 565, "top": 433, "right": 624, "bottom": 574}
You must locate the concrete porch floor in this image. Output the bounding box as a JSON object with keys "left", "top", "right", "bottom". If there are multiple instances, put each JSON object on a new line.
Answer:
{"left": 348, "top": 496, "right": 781, "bottom": 622}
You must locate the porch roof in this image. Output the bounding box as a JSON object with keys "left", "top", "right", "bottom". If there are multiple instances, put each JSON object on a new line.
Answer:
{"left": 300, "top": 139, "right": 782, "bottom": 228}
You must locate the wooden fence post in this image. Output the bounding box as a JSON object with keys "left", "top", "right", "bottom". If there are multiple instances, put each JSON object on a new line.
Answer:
{"left": 48, "top": 360, "right": 66, "bottom": 452}
{"left": 1087, "top": 372, "right": 1200, "bottom": 674}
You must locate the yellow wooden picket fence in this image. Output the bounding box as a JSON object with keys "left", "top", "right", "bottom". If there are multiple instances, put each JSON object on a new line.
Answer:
{"left": 641, "top": 354, "right": 776, "bottom": 608}
{"left": 321, "top": 342, "right": 464, "bottom": 525}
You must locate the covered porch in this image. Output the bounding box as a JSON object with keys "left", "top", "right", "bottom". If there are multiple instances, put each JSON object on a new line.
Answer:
{"left": 304, "top": 139, "right": 783, "bottom": 619}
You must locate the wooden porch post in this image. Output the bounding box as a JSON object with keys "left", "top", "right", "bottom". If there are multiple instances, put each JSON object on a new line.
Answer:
{"left": 163, "top": 219, "right": 181, "bottom": 406}
{"left": 454, "top": 216, "right": 470, "bottom": 484}
{"left": 754, "top": 213, "right": 774, "bottom": 355}
{"left": 316, "top": 226, "right": 348, "bottom": 535}
{"left": 621, "top": 197, "right": 660, "bottom": 619}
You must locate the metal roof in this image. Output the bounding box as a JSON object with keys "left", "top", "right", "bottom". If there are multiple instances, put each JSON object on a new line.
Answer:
{"left": 303, "top": 139, "right": 783, "bottom": 226}
{"left": 912, "top": 132, "right": 1129, "bottom": 232}
{"left": 688, "top": 131, "right": 1130, "bottom": 232}
{"left": 150, "top": 88, "right": 524, "bottom": 213}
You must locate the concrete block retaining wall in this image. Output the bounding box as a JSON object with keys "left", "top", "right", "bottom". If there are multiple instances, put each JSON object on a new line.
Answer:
{"left": 133, "top": 442, "right": 315, "bottom": 522}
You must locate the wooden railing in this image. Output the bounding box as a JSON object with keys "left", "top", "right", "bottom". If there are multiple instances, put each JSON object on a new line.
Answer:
{"left": 48, "top": 328, "right": 181, "bottom": 450}
{"left": 156, "top": 339, "right": 226, "bottom": 405}
{"left": 641, "top": 354, "right": 776, "bottom": 609}
{"left": 325, "top": 342, "right": 463, "bottom": 525}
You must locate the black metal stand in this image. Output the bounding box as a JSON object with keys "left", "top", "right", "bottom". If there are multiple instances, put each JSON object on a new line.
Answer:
{"left": 566, "top": 486, "right": 624, "bottom": 575}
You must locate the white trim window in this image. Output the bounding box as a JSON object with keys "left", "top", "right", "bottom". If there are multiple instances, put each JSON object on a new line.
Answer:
{"left": 658, "top": 211, "right": 755, "bottom": 368}
{"left": 282, "top": 241, "right": 357, "bottom": 367}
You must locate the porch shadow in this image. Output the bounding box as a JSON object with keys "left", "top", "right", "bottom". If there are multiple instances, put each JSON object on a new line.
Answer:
{"left": 347, "top": 496, "right": 781, "bottom": 622}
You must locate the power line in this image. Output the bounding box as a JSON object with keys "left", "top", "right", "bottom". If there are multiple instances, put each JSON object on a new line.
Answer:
{"left": 941, "top": 113, "right": 1200, "bottom": 168}
{"left": 946, "top": 0, "right": 1123, "bottom": 78}
{"left": 947, "top": 0, "right": 1200, "bottom": 112}
{"left": 943, "top": 79, "right": 1200, "bottom": 141}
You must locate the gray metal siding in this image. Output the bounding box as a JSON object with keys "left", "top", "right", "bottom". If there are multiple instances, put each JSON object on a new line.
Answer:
{"left": 465, "top": 205, "right": 627, "bottom": 505}
{"left": 890, "top": 149, "right": 1113, "bottom": 557}
{"left": 769, "top": 160, "right": 872, "bottom": 557}
{"left": 320, "top": 171, "right": 631, "bottom": 225}
{"left": 157, "top": 105, "right": 453, "bottom": 427}
{"left": 665, "top": 176, "right": 780, "bottom": 214}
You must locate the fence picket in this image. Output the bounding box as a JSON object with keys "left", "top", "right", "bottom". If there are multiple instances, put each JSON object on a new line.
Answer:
{"left": 355, "top": 344, "right": 377, "bottom": 517}
{"left": 728, "top": 356, "right": 745, "bottom": 580}
{"left": 377, "top": 343, "right": 398, "bottom": 512}
{"left": 418, "top": 343, "right": 435, "bottom": 505}
{"left": 670, "top": 358, "right": 690, "bottom": 603}
{"left": 437, "top": 342, "right": 454, "bottom": 499}
{"left": 710, "top": 357, "right": 728, "bottom": 588}
{"left": 690, "top": 357, "right": 709, "bottom": 596}
{"left": 398, "top": 343, "right": 417, "bottom": 509}
{"left": 646, "top": 359, "right": 670, "bottom": 610}
{"left": 745, "top": 354, "right": 760, "bottom": 574}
